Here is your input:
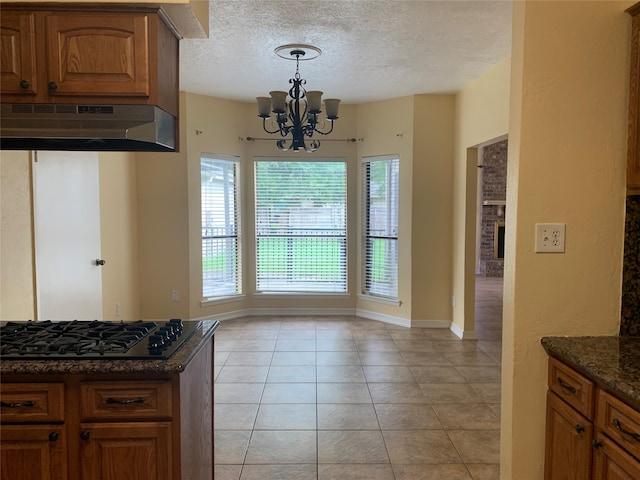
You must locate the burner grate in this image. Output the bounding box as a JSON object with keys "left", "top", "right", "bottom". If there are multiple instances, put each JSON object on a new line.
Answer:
{"left": 0, "top": 320, "right": 200, "bottom": 359}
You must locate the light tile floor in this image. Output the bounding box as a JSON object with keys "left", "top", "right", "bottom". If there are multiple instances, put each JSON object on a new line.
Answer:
{"left": 213, "top": 276, "right": 503, "bottom": 480}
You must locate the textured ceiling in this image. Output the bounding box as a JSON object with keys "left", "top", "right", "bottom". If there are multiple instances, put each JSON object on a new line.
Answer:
{"left": 179, "top": 0, "right": 512, "bottom": 104}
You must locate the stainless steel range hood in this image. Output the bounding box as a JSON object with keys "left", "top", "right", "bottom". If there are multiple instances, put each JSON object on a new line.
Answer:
{"left": 0, "top": 104, "right": 176, "bottom": 152}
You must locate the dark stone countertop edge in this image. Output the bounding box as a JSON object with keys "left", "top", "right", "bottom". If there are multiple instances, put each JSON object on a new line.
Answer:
{"left": 541, "top": 336, "right": 640, "bottom": 412}
{"left": 0, "top": 320, "right": 220, "bottom": 376}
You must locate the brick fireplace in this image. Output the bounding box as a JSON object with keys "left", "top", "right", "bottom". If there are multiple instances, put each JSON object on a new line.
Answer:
{"left": 479, "top": 139, "right": 508, "bottom": 277}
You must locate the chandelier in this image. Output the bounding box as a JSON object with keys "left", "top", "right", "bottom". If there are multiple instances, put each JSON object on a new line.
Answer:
{"left": 256, "top": 45, "right": 341, "bottom": 153}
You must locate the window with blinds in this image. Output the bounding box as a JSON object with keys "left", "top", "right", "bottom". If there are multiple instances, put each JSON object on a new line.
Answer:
{"left": 362, "top": 155, "right": 399, "bottom": 299}
{"left": 201, "top": 155, "right": 241, "bottom": 298}
{"left": 255, "top": 159, "right": 347, "bottom": 293}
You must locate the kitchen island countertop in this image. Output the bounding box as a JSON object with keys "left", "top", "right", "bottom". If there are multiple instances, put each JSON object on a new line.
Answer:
{"left": 0, "top": 320, "right": 220, "bottom": 375}
{"left": 541, "top": 335, "right": 640, "bottom": 411}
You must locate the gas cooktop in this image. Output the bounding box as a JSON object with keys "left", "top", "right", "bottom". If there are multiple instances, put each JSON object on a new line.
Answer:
{"left": 0, "top": 319, "right": 202, "bottom": 360}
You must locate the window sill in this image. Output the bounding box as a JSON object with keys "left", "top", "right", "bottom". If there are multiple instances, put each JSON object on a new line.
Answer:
{"left": 200, "top": 294, "right": 246, "bottom": 307}
{"left": 357, "top": 293, "right": 401, "bottom": 307}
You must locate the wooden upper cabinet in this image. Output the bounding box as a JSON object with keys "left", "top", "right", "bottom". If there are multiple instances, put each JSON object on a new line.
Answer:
{"left": 628, "top": 4, "right": 640, "bottom": 195}
{"left": 0, "top": 7, "right": 179, "bottom": 117}
{"left": 0, "top": 11, "right": 38, "bottom": 96}
{"left": 45, "top": 13, "right": 150, "bottom": 97}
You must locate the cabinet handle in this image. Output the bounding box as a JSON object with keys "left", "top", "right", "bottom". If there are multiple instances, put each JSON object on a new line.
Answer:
{"left": 48, "top": 81, "right": 58, "bottom": 91}
{"left": 592, "top": 439, "right": 603, "bottom": 449}
{"left": 556, "top": 377, "right": 577, "bottom": 394}
{"left": 575, "top": 424, "right": 585, "bottom": 434}
{"left": 19, "top": 80, "right": 30, "bottom": 89}
{"left": 80, "top": 431, "right": 90, "bottom": 440}
{"left": 49, "top": 432, "right": 59, "bottom": 442}
{"left": 613, "top": 418, "right": 640, "bottom": 442}
{"left": 106, "top": 396, "right": 144, "bottom": 405}
{"left": 1, "top": 400, "right": 36, "bottom": 408}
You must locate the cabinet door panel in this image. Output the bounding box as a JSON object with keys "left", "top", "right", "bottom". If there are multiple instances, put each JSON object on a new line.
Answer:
{"left": 0, "top": 11, "right": 38, "bottom": 95}
{"left": 593, "top": 431, "right": 640, "bottom": 480}
{"left": 45, "top": 13, "right": 150, "bottom": 97}
{"left": 80, "top": 422, "right": 171, "bottom": 480}
{"left": 0, "top": 425, "right": 66, "bottom": 480}
{"left": 545, "top": 391, "right": 593, "bottom": 480}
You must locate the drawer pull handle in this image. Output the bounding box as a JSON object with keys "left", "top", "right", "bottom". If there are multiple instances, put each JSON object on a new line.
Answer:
{"left": 1, "top": 400, "right": 36, "bottom": 408}
{"left": 106, "top": 397, "right": 144, "bottom": 405}
{"left": 48, "top": 432, "right": 59, "bottom": 442}
{"left": 592, "top": 439, "right": 603, "bottom": 449}
{"left": 575, "top": 424, "right": 585, "bottom": 434}
{"left": 80, "top": 431, "right": 90, "bottom": 440}
{"left": 613, "top": 418, "right": 640, "bottom": 442}
{"left": 557, "top": 377, "right": 577, "bottom": 394}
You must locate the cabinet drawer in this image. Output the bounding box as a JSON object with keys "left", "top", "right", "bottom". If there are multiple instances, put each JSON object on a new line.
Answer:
{"left": 80, "top": 381, "right": 172, "bottom": 420}
{"left": 0, "top": 383, "right": 64, "bottom": 423}
{"left": 548, "top": 357, "right": 594, "bottom": 418}
{"left": 596, "top": 389, "right": 640, "bottom": 460}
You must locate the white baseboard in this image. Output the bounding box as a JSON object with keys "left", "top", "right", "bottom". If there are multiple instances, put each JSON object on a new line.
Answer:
{"left": 411, "top": 319, "right": 452, "bottom": 329}
{"left": 449, "top": 322, "right": 478, "bottom": 340}
{"left": 355, "top": 308, "right": 411, "bottom": 328}
{"left": 191, "top": 309, "right": 471, "bottom": 336}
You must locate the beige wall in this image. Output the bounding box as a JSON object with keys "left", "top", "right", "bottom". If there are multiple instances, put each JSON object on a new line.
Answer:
{"left": 137, "top": 92, "right": 459, "bottom": 324}
{"left": 411, "top": 95, "right": 456, "bottom": 325}
{"left": 99, "top": 152, "right": 140, "bottom": 320}
{"left": 502, "top": 1, "right": 630, "bottom": 477}
{"left": 0, "top": 151, "right": 34, "bottom": 319}
{"left": 356, "top": 97, "right": 415, "bottom": 320}
{"left": 136, "top": 94, "right": 190, "bottom": 320}
{"left": 453, "top": 56, "right": 511, "bottom": 338}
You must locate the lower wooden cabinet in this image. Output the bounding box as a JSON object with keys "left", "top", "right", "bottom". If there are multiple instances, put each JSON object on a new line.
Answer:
{"left": 545, "top": 391, "right": 593, "bottom": 480}
{"left": 0, "top": 336, "right": 213, "bottom": 480}
{"left": 593, "top": 431, "right": 640, "bottom": 479}
{"left": 0, "top": 424, "right": 67, "bottom": 480}
{"left": 545, "top": 357, "right": 640, "bottom": 479}
{"left": 79, "top": 422, "right": 171, "bottom": 480}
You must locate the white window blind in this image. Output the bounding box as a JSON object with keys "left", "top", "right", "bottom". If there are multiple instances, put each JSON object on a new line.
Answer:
{"left": 255, "top": 160, "right": 347, "bottom": 293}
{"left": 201, "top": 155, "right": 241, "bottom": 298}
{"left": 362, "top": 155, "right": 399, "bottom": 298}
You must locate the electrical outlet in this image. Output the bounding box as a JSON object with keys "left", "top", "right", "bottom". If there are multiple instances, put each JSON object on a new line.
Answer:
{"left": 172, "top": 290, "right": 180, "bottom": 302}
{"left": 535, "top": 223, "right": 566, "bottom": 253}
{"left": 115, "top": 303, "right": 122, "bottom": 316}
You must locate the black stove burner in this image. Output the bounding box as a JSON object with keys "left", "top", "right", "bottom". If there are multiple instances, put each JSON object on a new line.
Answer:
{"left": 0, "top": 319, "right": 201, "bottom": 360}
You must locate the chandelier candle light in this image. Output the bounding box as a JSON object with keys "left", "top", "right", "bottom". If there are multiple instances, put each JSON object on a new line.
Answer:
{"left": 256, "top": 44, "right": 341, "bottom": 153}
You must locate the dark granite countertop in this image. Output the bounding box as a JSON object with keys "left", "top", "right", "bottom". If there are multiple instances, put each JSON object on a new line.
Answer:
{"left": 0, "top": 320, "right": 220, "bottom": 375}
{"left": 541, "top": 336, "right": 640, "bottom": 411}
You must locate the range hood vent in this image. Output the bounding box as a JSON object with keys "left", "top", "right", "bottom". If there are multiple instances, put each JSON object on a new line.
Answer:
{"left": 1, "top": 104, "right": 176, "bottom": 152}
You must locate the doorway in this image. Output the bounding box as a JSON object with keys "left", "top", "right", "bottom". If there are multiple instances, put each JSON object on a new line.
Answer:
{"left": 470, "top": 137, "right": 508, "bottom": 341}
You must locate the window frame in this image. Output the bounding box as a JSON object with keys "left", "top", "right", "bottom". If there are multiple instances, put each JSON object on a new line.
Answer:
{"left": 361, "top": 154, "right": 400, "bottom": 301}
{"left": 254, "top": 157, "right": 348, "bottom": 295}
{"left": 200, "top": 153, "right": 242, "bottom": 302}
